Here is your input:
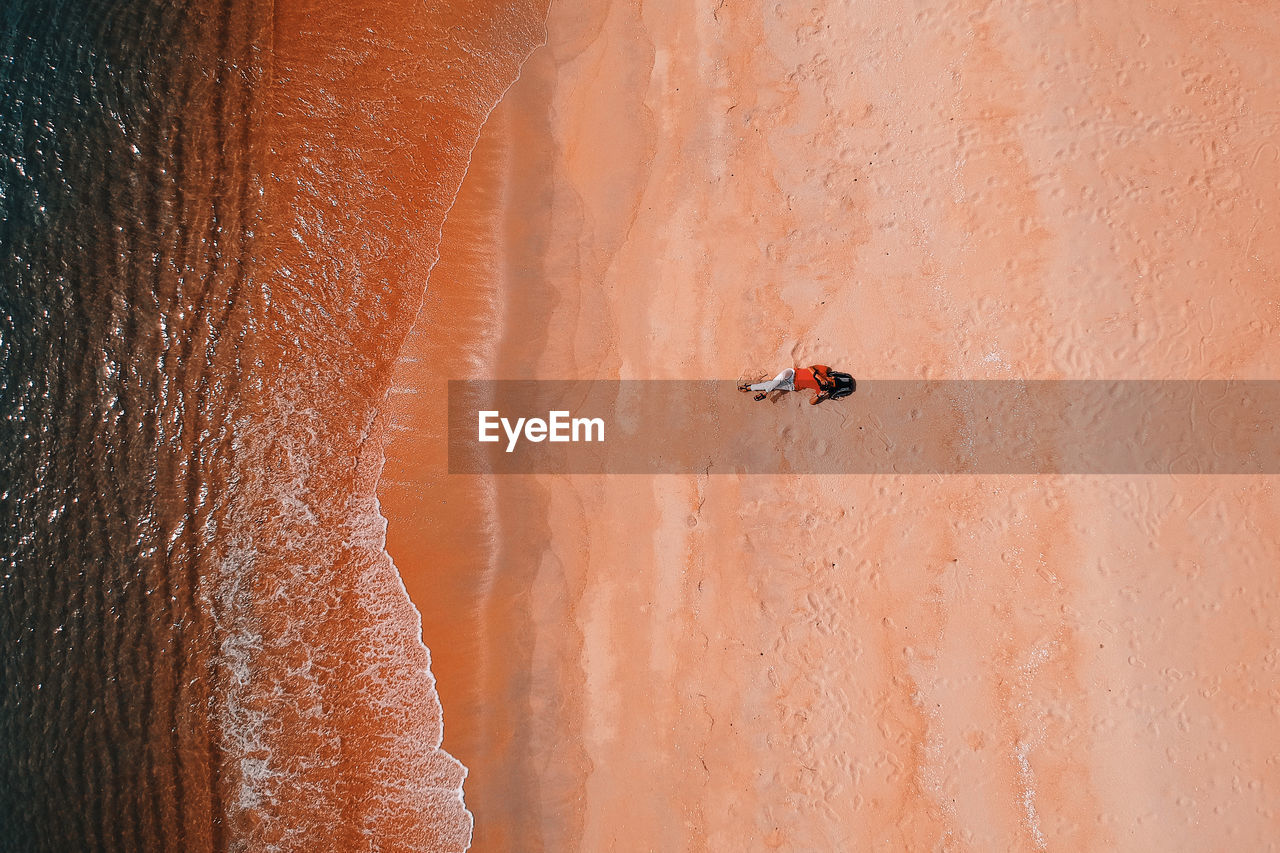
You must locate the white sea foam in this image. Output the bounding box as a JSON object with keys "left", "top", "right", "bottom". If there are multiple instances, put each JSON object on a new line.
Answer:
{"left": 206, "top": 10, "right": 549, "bottom": 847}
{"left": 210, "top": 384, "right": 473, "bottom": 851}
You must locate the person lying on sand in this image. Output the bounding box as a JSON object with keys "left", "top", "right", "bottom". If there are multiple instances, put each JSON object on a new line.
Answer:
{"left": 738, "top": 365, "right": 855, "bottom": 405}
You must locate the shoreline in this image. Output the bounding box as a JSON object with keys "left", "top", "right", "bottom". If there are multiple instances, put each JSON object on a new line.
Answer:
{"left": 382, "top": 38, "right": 582, "bottom": 848}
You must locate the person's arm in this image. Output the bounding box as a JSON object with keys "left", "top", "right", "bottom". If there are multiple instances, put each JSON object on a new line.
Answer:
{"left": 809, "top": 390, "right": 829, "bottom": 405}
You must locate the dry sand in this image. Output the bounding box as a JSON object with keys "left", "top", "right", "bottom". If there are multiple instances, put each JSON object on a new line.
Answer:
{"left": 383, "top": 0, "right": 1280, "bottom": 849}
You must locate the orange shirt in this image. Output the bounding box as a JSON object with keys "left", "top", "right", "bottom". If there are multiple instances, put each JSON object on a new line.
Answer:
{"left": 793, "top": 365, "right": 832, "bottom": 392}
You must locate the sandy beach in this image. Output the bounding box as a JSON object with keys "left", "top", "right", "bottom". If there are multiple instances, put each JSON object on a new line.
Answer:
{"left": 382, "top": 0, "right": 1280, "bottom": 849}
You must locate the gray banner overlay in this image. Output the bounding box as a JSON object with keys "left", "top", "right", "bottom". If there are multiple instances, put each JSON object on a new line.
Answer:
{"left": 447, "top": 380, "right": 1280, "bottom": 474}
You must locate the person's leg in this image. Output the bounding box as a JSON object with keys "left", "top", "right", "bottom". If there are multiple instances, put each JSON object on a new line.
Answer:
{"left": 747, "top": 368, "right": 795, "bottom": 393}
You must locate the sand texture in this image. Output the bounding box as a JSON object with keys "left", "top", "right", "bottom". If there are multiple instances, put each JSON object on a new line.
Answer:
{"left": 382, "top": 0, "right": 1280, "bottom": 849}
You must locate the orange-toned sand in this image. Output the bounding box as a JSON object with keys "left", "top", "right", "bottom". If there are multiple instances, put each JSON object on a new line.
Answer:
{"left": 382, "top": 0, "right": 1280, "bottom": 849}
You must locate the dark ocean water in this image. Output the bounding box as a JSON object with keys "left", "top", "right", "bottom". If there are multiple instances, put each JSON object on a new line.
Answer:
{"left": 1, "top": 0, "right": 545, "bottom": 850}
{"left": 1, "top": 0, "right": 256, "bottom": 848}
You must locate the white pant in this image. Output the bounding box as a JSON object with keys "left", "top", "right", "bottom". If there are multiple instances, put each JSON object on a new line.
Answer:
{"left": 748, "top": 368, "right": 795, "bottom": 393}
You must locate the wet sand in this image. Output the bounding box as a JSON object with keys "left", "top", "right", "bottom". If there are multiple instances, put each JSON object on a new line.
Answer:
{"left": 383, "top": 0, "right": 1280, "bottom": 849}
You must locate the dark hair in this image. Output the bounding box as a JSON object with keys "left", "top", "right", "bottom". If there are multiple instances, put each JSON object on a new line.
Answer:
{"left": 828, "top": 372, "right": 855, "bottom": 399}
